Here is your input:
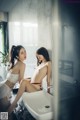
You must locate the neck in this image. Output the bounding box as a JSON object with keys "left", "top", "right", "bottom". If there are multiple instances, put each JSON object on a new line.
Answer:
{"left": 42, "top": 60, "right": 47, "bottom": 63}
{"left": 18, "top": 59, "right": 23, "bottom": 63}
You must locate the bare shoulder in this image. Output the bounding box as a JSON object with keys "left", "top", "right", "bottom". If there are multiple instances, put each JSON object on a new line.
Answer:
{"left": 18, "top": 61, "right": 26, "bottom": 69}
{"left": 46, "top": 61, "right": 51, "bottom": 66}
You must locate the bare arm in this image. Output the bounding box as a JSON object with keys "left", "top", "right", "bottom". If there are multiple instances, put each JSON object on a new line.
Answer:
{"left": 47, "top": 61, "right": 52, "bottom": 92}
{"left": 19, "top": 63, "right": 26, "bottom": 83}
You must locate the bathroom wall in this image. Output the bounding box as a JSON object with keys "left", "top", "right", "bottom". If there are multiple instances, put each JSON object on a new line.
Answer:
{"left": 59, "top": 0, "right": 80, "bottom": 84}
{"left": 8, "top": 0, "right": 52, "bottom": 50}
{"left": 58, "top": 1, "right": 80, "bottom": 120}
{"left": 7, "top": 0, "right": 52, "bottom": 77}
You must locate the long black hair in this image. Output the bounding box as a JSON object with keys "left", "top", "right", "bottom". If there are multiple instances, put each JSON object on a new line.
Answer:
{"left": 36, "top": 47, "right": 50, "bottom": 65}
{"left": 10, "top": 45, "right": 24, "bottom": 69}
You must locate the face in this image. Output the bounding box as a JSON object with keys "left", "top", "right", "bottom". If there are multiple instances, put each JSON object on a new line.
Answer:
{"left": 18, "top": 48, "right": 27, "bottom": 61}
{"left": 36, "top": 53, "right": 45, "bottom": 63}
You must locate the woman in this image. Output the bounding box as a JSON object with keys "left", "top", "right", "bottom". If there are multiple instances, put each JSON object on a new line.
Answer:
{"left": 8, "top": 47, "right": 51, "bottom": 114}
{"left": 0, "top": 45, "right": 26, "bottom": 112}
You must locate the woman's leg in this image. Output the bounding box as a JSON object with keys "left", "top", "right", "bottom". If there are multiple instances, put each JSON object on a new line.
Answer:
{"left": 0, "top": 97, "right": 10, "bottom": 112}
{"left": 8, "top": 80, "right": 38, "bottom": 114}
{"left": 8, "top": 65, "right": 48, "bottom": 114}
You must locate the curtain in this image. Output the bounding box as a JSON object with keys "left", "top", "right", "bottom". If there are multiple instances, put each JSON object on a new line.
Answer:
{"left": 8, "top": 0, "right": 52, "bottom": 76}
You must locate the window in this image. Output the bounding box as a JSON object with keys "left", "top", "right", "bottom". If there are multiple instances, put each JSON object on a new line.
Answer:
{"left": 0, "top": 22, "right": 9, "bottom": 65}
{"left": 9, "top": 22, "right": 38, "bottom": 77}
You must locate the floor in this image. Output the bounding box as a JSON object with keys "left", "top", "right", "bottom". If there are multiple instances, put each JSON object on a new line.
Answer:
{"left": 13, "top": 107, "right": 36, "bottom": 120}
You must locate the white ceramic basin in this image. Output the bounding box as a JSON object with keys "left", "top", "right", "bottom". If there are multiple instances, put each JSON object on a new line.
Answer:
{"left": 22, "top": 90, "right": 53, "bottom": 120}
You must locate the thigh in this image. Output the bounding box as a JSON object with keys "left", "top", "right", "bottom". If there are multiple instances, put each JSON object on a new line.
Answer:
{"left": 25, "top": 80, "right": 40, "bottom": 92}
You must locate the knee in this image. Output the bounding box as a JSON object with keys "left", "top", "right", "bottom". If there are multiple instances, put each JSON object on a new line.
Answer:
{"left": 21, "top": 79, "right": 29, "bottom": 86}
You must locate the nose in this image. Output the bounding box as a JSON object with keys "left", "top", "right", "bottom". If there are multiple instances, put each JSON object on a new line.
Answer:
{"left": 25, "top": 52, "right": 27, "bottom": 58}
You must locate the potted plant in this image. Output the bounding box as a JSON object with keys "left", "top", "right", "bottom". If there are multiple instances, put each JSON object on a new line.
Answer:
{"left": 0, "top": 51, "right": 9, "bottom": 66}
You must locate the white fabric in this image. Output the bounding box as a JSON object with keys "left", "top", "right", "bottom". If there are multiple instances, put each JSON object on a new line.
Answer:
{"left": 42, "top": 76, "right": 47, "bottom": 91}
{"left": 6, "top": 72, "right": 19, "bottom": 84}
{"left": 0, "top": 72, "right": 19, "bottom": 99}
{"left": 0, "top": 84, "right": 11, "bottom": 99}
{"left": 0, "top": 76, "right": 3, "bottom": 82}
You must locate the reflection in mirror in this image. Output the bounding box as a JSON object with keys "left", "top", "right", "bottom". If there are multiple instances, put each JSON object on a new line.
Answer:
{"left": 59, "top": 60, "right": 73, "bottom": 76}
{"left": 58, "top": 1, "right": 80, "bottom": 119}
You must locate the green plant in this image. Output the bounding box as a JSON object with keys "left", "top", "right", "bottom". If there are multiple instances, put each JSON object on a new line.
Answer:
{"left": 0, "top": 51, "right": 9, "bottom": 65}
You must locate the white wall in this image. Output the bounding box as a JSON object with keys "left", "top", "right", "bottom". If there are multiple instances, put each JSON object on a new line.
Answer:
{"left": 8, "top": 0, "right": 52, "bottom": 50}
{"left": 59, "top": 1, "right": 80, "bottom": 84}
{"left": 8, "top": 0, "right": 52, "bottom": 77}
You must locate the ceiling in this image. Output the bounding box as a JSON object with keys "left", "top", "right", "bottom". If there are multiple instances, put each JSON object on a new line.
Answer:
{"left": 0, "top": 0, "right": 80, "bottom": 21}
{"left": 0, "top": 0, "right": 19, "bottom": 12}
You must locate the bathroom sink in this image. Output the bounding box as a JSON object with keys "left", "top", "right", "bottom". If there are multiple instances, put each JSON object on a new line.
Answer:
{"left": 22, "top": 90, "right": 53, "bottom": 120}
